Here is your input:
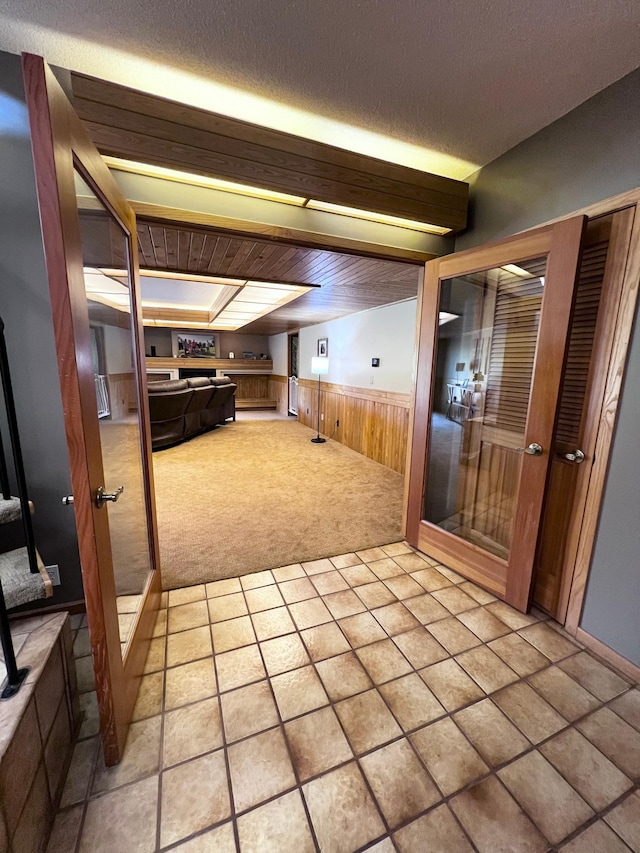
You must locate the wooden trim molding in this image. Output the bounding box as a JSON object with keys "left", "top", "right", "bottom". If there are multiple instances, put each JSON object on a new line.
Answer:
{"left": 298, "top": 378, "right": 411, "bottom": 408}
{"left": 574, "top": 628, "right": 640, "bottom": 684}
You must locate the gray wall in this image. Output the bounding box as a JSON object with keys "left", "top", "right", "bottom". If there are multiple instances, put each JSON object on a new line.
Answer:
{"left": 0, "top": 51, "right": 83, "bottom": 605}
{"left": 456, "top": 66, "right": 640, "bottom": 665}
{"left": 581, "top": 302, "right": 640, "bottom": 664}
{"left": 457, "top": 67, "right": 640, "bottom": 249}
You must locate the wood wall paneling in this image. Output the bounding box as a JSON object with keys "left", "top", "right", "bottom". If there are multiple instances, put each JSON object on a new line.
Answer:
{"left": 268, "top": 374, "right": 289, "bottom": 415}
{"left": 296, "top": 379, "right": 410, "bottom": 474}
{"left": 71, "top": 73, "right": 468, "bottom": 232}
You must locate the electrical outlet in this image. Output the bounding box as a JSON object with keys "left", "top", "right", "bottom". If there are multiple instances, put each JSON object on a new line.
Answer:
{"left": 46, "top": 564, "right": 61, "bottom": 586}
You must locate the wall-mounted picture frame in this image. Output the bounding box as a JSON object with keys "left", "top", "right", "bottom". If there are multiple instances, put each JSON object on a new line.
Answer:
{"left": 172, "top": 331, "right": 218, "bottom": 358}
{"left": 317, "top": 337, "right": 328, "bottom": 357}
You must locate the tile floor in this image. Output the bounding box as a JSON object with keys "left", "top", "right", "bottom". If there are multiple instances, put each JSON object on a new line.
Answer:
{"left": 49, "top": 542, "right": 640, "bottom": 852}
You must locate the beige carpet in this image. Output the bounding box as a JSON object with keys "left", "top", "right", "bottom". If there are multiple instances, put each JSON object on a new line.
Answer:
{"left": 152, "top": 418, "right": 404, "bottom": 589}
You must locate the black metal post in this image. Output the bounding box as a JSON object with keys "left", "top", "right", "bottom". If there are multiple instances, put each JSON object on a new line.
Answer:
{"left": 0, "top": 579, "right": 29, "bottom": 699}
{"left": 0, "top": 429, "right": 10, "bottom": 500}
{"left": 0, "top": 317, "right": 38, "bottom": 573}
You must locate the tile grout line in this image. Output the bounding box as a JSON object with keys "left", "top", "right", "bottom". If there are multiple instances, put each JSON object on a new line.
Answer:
{"left": 63, "top": 542, "right": 640, "bottom": 853}
{"left": 153, "top": 620, "right": 168, "bottom": 852}
{"left": 208, "top": 613, "right": 241, "bottom": 853}
{"left": 237, "top": 582, "right": 323, "bottom": 853}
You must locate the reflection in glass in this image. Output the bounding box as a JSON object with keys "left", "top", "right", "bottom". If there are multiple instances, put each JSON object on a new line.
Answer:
{"left": 423, "top": 260, "right": 546, "bottom": 559}
{"left": 75, "top": 171, "right": 152, "bottom": 651}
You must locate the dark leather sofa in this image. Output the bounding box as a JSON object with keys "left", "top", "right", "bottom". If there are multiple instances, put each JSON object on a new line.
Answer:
{"left": 148, "top": 376, "right": 236, "bottom": 450}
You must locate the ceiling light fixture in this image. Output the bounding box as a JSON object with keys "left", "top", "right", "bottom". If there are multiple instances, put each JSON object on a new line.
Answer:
{"left": 102, "top": 159, "right": 454, "bottom": 235}
{"left": 305, "top": 199, "right": 451, "bottom": 235}
{"left": 103, "top": 157, "right": 308, "bottom": 206}
{"left": 211, "top": 280, "right": 312, "bottom": 330}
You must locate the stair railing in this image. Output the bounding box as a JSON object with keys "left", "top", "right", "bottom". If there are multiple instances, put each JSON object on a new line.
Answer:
{"left": 0, "top": 317, "right": 38, "bottom": 574}
{"left": 0, "top": 315, "right": 35, "bottom": 697}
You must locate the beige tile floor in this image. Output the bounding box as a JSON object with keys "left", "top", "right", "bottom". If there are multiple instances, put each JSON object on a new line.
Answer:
{"left": 49, "top": 543, "right": 640, "bottom": 852}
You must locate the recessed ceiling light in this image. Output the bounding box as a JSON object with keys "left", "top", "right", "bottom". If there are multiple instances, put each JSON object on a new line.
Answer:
{"left": 211, "top": 280, "right": 312, "bottom": 329}
{"left": 305, "top": 199, "right": 451, "bottom": 235}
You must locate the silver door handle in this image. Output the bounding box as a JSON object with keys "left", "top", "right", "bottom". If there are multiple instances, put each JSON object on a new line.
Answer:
{"left": 61, "top": 495, "right": 74, "bottom": 506}
{"left": 564, "top": 449, "right": 585, "bottom": 464}
{"left": 516, "top": 443, "right": 543, "bottom": 456}
{"left": 96, "top": 485, "right": 124, "bottom": 508}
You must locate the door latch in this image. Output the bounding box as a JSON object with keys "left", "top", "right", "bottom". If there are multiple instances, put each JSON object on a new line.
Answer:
{"left": 516, "top": 443, "right": 543, "bottom": 456}
{"left": 96, "top": 485, "right": 124, "bottom": 508}
{"left": 564, "top": 449, "right": 585, "bottom": 464}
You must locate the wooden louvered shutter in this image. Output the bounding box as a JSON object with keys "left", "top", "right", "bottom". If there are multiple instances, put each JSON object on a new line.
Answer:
{"left": 554, "top": 239, "right": 608, "bottom": 446}
{"left": 484, "top": 267, "right": 545, "bottom": 434}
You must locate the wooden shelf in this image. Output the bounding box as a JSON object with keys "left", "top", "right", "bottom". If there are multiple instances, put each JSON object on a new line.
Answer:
{"left": 145, "top": 357, "right": 272, "bottom": 371}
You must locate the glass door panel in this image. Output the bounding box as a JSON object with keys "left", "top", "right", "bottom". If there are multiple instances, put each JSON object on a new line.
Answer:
{"left": 75, "top": 172, "right": 153, "bottom": 653}
{"left": 424, "top": 260, "right": 546, "bottom": 559}
{"left": 406, "top": 216, "right": 586, "bottom": 611}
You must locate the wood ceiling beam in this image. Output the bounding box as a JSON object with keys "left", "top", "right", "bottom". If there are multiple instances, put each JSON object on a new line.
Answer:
{"left": 71, "top": 73, "right": 468, "bottom": 232}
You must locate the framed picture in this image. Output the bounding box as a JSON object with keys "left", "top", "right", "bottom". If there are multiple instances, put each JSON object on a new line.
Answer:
{"left": 172, "top": 331, "right": 218, "bottom": 358}
{"left": 317, "top": 337, "right": 328, "bottom": 357}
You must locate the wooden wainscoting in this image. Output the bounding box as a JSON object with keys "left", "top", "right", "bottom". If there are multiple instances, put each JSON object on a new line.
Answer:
{"left": 107, "top": 372, "right": 137, "bottom": 419}
{"left": 297, "top": 379, "right": 410, "bottom": 474}
{"left": 230, "top": 374, "right": 276, "bottom": 410}
{"left": 268, "top": 374, "right": 289, "bottom": 415}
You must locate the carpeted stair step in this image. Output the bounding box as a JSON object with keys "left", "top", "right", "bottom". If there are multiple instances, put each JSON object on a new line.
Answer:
{"left": 0, "top": 497, "right": 34, "bottom": 526}
{"left": 0, "top": 547, "right": 53, "bottom": 609}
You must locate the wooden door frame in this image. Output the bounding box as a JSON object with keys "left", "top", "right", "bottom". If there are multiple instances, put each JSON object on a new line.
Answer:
{"left": 23, "top": 54, "right": 162, "bottom": 764}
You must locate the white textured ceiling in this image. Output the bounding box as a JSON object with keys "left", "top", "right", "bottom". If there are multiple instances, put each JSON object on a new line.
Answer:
{"left": 1, "top": 0, "right": 639, "bottom": 178}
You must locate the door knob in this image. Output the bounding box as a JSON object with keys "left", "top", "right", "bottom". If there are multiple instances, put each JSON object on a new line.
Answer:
{"left": 96, "top": 485, "right": 124, "bottom": 508}
{"left": 516, "top": 443, "right": 543, "bottom": 456}
{"left": 564, "top": 449, "right": 585, "bottom": 464}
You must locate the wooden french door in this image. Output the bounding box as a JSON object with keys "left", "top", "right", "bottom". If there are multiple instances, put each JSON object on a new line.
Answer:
{"left": 23, "top": 55, "right": 161, "bottom": 764}
{"left": 406, "top": 216, "right": 586, "bottom": 612}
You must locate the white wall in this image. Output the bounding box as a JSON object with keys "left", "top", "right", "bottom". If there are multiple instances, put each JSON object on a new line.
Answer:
{"left": 283, "top": 299, "right": 417, "bottom": 394}
{"left": 269, "top": 333, "right": 288, "bottom": 376}
{"left": 103, "top": 325, "right": 133, "bottom": 373}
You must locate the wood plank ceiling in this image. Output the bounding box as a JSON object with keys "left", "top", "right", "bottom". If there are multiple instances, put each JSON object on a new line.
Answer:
{"left": 135, "top": 221, "right": 422, "bottom": 335}
{"left": 70, "top": 73, "right": 468, "bottom": 233}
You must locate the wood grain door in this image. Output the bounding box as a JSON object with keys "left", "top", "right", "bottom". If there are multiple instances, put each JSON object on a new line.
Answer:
{"left": 23, "top": 54, "right": 161, "bottom": 765}
{"left": 406, "top": 217, "right": 586, "bottom": 612}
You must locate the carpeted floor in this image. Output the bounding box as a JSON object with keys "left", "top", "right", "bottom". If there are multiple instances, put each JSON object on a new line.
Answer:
{"left": 152, "top": 418, "right": 404, "bottom": 589}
